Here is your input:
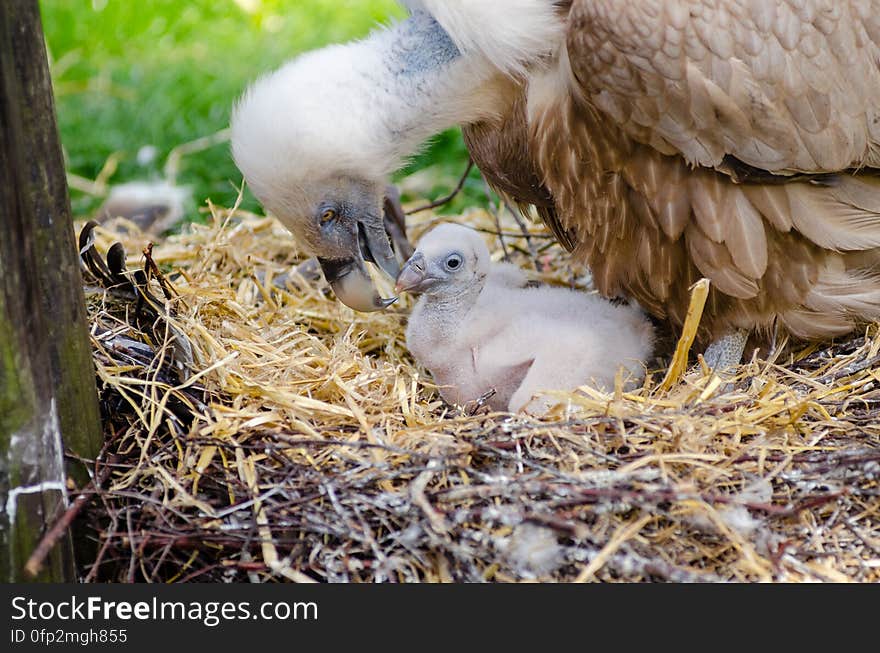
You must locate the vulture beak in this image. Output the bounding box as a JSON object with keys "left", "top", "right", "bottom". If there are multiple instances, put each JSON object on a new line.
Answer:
{"left": 317, "top": 221, "right": 400, "bottom": 312}
{"left": 395, "top": 252, "right": 431, "bottom": 294}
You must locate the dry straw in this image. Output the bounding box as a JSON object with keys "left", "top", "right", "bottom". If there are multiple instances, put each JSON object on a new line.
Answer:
{"left": 73, "top": 201, "right": 879, "bottom": 583}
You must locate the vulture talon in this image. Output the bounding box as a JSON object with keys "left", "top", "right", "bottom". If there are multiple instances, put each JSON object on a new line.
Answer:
{"left": 106, "top": 242, "right": 133, "bottom": 289}
{"left": 78, "top": 220, "right": 99, "bottom": 258}
{"left": 75, "top": 222, "right": 194, "bottom": 381}
{"left": 79, "top": 220, "right": 115, "bottom": 285}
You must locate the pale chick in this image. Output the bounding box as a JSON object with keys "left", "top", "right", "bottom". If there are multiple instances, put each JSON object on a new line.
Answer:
{"left": 397, "top": 224, "right": 655, "bottom": 416}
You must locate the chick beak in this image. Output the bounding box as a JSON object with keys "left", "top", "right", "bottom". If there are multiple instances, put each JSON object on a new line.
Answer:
{"left": 395, "top": 252, "right": 427, "bottom": 294}
{"left": 317, "top": 221, "right": 399, "bottom": 312}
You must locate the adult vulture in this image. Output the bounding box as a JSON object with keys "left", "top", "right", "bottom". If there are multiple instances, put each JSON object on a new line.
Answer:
{"left": 231, "top": 1, "right": 880, "bottom": 368}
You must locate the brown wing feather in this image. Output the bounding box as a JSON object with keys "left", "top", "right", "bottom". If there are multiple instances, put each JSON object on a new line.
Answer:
{"left": 459, "top": 0, "right": 880, "bottom": 343}
{"left": 462, "top": 79, "right": 577, "bottom": 251}
{"left": 528, "top": 59, "right": 880, "bottom": 342}
{"left": 567, "top": 0, "right": 880, "bottom": 175}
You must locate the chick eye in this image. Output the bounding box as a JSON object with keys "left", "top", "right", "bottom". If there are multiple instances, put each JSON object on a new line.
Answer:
{"left": 445, "top": 254, "right": 463, "bottom": 271}
{"left": 319, "top": 208, "right": 337, "bottom": 225}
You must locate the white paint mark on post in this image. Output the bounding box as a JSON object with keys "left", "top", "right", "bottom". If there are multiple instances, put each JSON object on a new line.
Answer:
{"left": 4, "top": 398, "right": 69, "bottom": 579}
{"left": 5, "top": 481, "right": 68, "bottom": 528}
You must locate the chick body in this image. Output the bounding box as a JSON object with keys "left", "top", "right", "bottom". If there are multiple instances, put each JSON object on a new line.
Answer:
{"left": 399, "top": 224, "right": 654, "bottom": 414}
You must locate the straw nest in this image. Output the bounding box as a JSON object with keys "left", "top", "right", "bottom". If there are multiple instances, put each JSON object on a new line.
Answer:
{"left": 74, "top": 201, "right": 879, "bottom": 583}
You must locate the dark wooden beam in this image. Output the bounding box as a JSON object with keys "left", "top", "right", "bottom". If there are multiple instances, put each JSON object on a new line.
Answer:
{"left": 0, "top": 0, "right": 102, "bottom": 582}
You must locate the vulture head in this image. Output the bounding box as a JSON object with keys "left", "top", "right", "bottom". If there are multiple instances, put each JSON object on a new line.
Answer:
{"left": 230, "top": 43, "right": 409, "bottom": 312}
{"left": 395, "top": 223, "right": 489, "bottom": 299}
{"left": 230, "top": 5, "right": 555, "bottom": 311}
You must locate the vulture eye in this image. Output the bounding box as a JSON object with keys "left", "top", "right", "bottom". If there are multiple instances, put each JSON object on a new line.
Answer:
{"left": 445, "top": 254, "right": 463, "bottom": 271}
{"left": 319, "top": 208, "right": 337, "bottom": 225}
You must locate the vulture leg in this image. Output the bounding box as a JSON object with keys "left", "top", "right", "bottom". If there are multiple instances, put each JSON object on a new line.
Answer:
{"left": 383, "top": 185, "right": 414, "bottom": 263}
{"left": 703, "top": 329, "right": 749, "bottom": 373}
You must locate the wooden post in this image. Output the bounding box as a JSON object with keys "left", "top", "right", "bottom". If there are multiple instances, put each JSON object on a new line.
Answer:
{"left": 0, "top": 1, "right": 102, "bottom": 581}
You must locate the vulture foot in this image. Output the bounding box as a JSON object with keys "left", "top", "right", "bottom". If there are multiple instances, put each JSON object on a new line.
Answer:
{"left": 703, "top": 329, "right": 748, "bottom": 373}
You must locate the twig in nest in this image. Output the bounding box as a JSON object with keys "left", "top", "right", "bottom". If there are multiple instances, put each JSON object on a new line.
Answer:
{"left": 472, "top": 228, "right": 555, "bottom": 240}
{"left": 142, "top": 242, "right": 178, "bottom": 301}
{"left": 481, "top": 179, "right": 511, "bottom": 261}
{"left": 816, "top": 353, "right": 880, "bottom": 384}
{"left": 411, "top": 460, "right": 450, "bottom": 535}
{"left": 25, "top": 448, "right": 113, "bottom": 578}
{"left": 406, "top": 158, "right": 474, "bottom": 215}
{"left": 503, "top": 200, "right": 539, "bottom": 264}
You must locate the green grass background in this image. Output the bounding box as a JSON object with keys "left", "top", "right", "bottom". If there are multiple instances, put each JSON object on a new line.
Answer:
{"left": 41, "top": 0, "right": 481, "bottom": 219}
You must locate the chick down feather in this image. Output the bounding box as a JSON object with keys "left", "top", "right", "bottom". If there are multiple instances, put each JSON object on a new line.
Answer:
{"left": 398, "top": 223, "right": 655, "bottom": 415}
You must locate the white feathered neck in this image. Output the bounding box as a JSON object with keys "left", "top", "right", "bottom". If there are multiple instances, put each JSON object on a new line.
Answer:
{"left": 231, "top": 3, "right": 564, "bottom": 212}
